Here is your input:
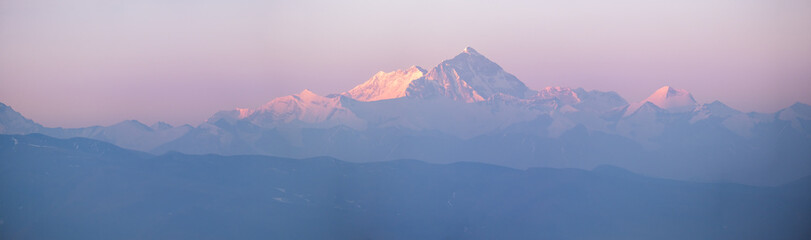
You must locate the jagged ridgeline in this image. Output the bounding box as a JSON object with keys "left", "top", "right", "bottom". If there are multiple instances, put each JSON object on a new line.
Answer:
{"left": 1, "top": 134, "right": 809, "bottom": 239}
{"left": 1, "top": 47, "right": 810, "bottom": 186}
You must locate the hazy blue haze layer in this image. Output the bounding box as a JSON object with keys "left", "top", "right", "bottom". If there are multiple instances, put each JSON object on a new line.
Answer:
{"left": 2, "top": 134, "right": 809, "bottom": 239}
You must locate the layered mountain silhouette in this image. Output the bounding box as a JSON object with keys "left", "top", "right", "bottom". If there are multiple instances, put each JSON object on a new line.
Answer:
{"left": 1, "top": 47, "right": 810, "bottom": 186}
{"left": 2, "top": 134, "right": 809, "bottom": 239}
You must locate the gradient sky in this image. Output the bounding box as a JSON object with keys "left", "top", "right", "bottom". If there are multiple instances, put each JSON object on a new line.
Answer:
{"left": 1, "top": 0, "right": 810, "bottom": 127}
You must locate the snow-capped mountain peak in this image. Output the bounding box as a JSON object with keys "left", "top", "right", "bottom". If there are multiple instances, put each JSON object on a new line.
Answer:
{"left": 405, "top": 47, "right": 533, "bottom": 102}
{"left": 535, "top": 87, "right": 581, "bottom": 106}
{"left": 462, "top": 46, "right": 481, "bottom": 56}
{"left": 644, "top": 86, "right": 697, "bottom": 111}
{"left": 296, "top": 89, "right": 320, "bottom": 101}
{"left": 343, "top": 66, "right": 427, "bottom": 102}
{"left": 239, "top": 90, "right": 366, "bottom": 129}
{"left": 260, "top": 89, "right": 331, "bottom": 113}
{"left": 622, "top": 86, "right": 697, "bottom": 117}
{"left": 623, "top": 86, "right": 698, "bottom": 117}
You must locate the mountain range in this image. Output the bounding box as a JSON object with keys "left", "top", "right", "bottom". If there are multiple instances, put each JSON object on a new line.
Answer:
{"left": 1, "top": 47, "right": 809, "bottom": 186}
{"left": 2, "top": 133, "right": 809, "bottom": 239}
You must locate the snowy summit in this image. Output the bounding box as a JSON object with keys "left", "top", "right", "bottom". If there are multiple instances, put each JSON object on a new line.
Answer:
{"left": 644, "top": 86, "right": 697, "bottom": 111}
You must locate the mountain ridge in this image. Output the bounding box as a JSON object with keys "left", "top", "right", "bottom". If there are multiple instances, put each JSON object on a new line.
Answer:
{"left": 2, "top": 133, "right": 809, "bottom": 239}
{"left": 1, "top": 47, "right": 810, "bottom": 186}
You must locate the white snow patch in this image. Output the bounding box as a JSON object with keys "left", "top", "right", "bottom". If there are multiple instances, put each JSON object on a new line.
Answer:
{"left": 643, "top": 86, "right": 697, "bottom": 112}
{"left": 344, "top": 66, "right": 426, "bottom": 102}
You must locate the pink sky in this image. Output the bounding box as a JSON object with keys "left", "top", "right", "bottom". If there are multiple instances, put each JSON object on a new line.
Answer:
{"left": 1, "top": 0, "right": 810, "bottom": 127}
